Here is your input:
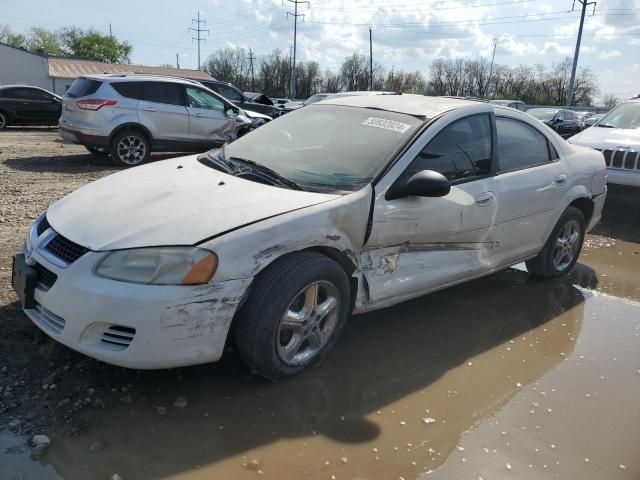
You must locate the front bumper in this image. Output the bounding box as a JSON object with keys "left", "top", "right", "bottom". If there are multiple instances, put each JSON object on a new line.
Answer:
{"left": 606, "top": 169, "right": 640, "bottom": 187}
{"left": 18, "top": 240, "right": 252, "bottom": 369}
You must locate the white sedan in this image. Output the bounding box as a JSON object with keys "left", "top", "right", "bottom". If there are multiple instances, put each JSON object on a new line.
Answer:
{"left": 12, "top": 95, "right": 607, "bottom": 380}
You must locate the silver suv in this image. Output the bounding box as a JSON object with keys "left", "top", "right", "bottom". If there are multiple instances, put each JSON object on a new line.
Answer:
{"left": 59, "top": 74, "right": 247, "bottom": 166}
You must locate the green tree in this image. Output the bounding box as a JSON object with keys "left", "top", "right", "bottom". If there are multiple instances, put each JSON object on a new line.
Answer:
{"left": 60, "top": 27, "right": 132, "bottom": 63}
{"left": 26, "top": 27, "right": 62, "bottom": 55}
{"left": 0, "top": 23, "right": 26, "bottom": 48}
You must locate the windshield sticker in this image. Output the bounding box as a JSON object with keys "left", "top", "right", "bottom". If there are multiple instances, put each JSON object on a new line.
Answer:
{"left": 361, "top": 117, "right": 411, "bottom": 133}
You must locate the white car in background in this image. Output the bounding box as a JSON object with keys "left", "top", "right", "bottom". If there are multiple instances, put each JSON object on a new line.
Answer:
{"left": 13, "top": 95, "right": 606, "bottom": 380}
{"left": 568, "top": 98, "right": 640, "bottom": 187}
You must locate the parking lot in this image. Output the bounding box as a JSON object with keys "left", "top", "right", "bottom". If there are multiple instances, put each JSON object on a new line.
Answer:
{"left": 1, "top": 127, "right": 639, "bottom": 480}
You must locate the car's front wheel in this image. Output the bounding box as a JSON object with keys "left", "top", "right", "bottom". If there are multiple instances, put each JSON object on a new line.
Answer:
{"left": 235, "top": 252, "right": 351, "bottom": 381}
{"left": 110, "top": 129, "right": 150, "bottom": 167}
{"left": 0, "top": 111, "right": 8, "bottom": 130}
{"left": 526, "top": 206, "right": 585, "bottom": 278}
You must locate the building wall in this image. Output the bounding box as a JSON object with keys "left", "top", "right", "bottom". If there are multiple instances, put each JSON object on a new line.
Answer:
{"left": 0, "top": 43, "right": 51, "bottom": 91}
{"left": 50, "top": 77, "right": 74, "bottom": 96}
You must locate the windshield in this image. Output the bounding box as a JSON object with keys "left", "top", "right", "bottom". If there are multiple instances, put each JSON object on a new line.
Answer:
{"left": 596, "top": 102, "right": 640, "bottom": 129}
{"left": 304, "top": 94, "right": 329, "bottom": 105}
{"left": 219, "top": 104, "right": 423, "bottom": 192}
{"left": 528, "top": 109, "right": 557, "bottom": 121}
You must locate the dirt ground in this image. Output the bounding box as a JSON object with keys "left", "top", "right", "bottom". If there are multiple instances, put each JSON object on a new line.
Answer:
{"left": 1, "top": 128, "right": 639, "bottom": 480}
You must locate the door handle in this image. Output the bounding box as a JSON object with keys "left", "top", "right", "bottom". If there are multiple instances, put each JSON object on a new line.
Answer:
{"left": 475, "top": 192, "right": 495, "bottom": 206}
{"left": 195, "top": 112, "right": 205, "bottom": 118}
{"left": 554, "top": 174, "right": 567, "bottom": 186}
{"left": 143, "top": 107, "right": 156, "bottom": 112}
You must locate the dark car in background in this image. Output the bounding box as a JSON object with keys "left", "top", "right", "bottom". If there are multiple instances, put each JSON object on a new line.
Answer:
{"left": 0, "top": 85, "right": 62, "bottom": 129}
{"left": 198, "top": 80, "right": 281, "bottom": 118}
{"left": 527, "top": 107, "right": 584, "bottom": 138}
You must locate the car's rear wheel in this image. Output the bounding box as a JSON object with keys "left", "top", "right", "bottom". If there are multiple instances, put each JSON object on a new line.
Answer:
{"left": 110, "top": 129, "right": 150, "bottom": 167}
{"left": 235, "top": 252, "right": 351, "bottom": 381}
{"left": 84, "top": 145, "right": 109, "bottom": 157}
{"left": 526, "top": 206, "right": 585, "bottom": 278}
{"left": 0, "top": 111, "right": 8, "bottom": 130}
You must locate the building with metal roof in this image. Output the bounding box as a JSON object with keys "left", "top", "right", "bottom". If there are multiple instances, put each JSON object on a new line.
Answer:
{"left": 0, "top": 41, "right": 212, "bottom": 95}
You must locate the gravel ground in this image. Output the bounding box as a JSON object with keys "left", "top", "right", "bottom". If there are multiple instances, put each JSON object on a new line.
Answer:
{"left": 0, "top": 128, "right": 195, "bottom": 439}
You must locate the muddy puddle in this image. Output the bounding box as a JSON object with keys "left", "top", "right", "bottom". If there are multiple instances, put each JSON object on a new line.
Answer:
{"left": 4, "top": 260, "right": 637, "bottom": 480}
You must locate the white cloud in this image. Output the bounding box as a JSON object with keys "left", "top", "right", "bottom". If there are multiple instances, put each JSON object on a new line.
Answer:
{"left": 598, "top": 49, "right": 622, "bottom": 60}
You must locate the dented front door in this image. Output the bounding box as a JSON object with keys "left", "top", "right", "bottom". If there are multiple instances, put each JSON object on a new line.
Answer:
{"left": 359, "top": 108, "right": 501, "bottom": 309}
{"left": 361, "top": 180, "right": 499, "bottom": 308}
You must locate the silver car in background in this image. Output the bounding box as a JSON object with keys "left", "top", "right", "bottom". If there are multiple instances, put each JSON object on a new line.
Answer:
{"left": 59, "top": 74, "right": 249, "bottom": 166}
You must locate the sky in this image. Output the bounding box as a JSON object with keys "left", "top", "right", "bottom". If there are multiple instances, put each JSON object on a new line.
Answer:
{"left": 2, "top": 0, "right": 639, "bottom": 101}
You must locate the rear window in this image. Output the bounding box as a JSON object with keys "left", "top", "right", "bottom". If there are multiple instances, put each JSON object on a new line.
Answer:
{"left": 66, "top": 79, "right": 102, "bottom": 98}
{"left": 112, "top": 82, "right": 142, "bottom": 100}
{"left": 141, "top": 82, "right": 184, "bottom": 106}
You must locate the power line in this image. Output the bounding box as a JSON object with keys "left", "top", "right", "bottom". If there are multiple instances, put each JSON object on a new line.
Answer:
{"left": 286, "top": 0, "right": 310, "bottom": 99}
{"left": 189, "top": 11, "right": 209, "bottom": 70}
{"left": 566, "top": 0, "right": 597, "bottom": 106}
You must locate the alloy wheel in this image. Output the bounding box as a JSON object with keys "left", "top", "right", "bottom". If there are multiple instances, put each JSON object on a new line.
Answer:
{"left": 116, "top": 135, "right": 146, "bottom": 165}
{"left": 552, "top": 219, "right": 581, "bottom": 271}
{"left": 276, "top": 281, "right": 340, "bottom": 366}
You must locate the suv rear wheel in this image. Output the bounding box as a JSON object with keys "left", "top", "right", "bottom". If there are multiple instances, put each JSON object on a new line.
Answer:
{"left": 110, "top": 129, "right": 150, "bottom": 167}
{"left": 0, "top": 111, "right": 8, "bottom": 130}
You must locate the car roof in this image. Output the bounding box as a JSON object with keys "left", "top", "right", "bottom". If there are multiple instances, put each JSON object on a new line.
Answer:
{"left": 318, "top": 94, "right": 479, "bottom": 118}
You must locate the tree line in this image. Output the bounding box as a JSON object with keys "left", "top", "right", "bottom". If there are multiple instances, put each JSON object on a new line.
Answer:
{"left": 0, "top": 24, "right": 132, "bottom": 64}
{"left": 205, "top": 47, "right": 610, "bottom": 106}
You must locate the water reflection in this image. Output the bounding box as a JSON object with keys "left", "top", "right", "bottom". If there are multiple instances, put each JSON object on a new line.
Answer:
{"left": 46, "top": 269, "right": 586, "bottom": 480}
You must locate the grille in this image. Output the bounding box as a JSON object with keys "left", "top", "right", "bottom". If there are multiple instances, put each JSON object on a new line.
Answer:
{"left": 45, "top": 234, "right": 89, "bottom": 264}
{"left": 36, "top": 216, "right": 50, "bottom": 236}
{"left": 31, "top": 303, "right": 65, "bottom": 335}
{"left": 596, "top": 149, "right": 639, "bottom": 171}
{"left": 33, "top": 262, "right": 57, "bottom": 289}
{"left": 100, "top": 325, "right": 136, "bottom": 351}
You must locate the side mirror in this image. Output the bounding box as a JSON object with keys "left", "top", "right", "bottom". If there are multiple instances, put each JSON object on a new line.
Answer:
{"left": 226, "top": 108, "right": 238, "bottom": 118}
{"left": 553, "top": 117, "right": 563, "bottom": 124}
{"left": 386, "top": 170, "right": 451, "bottom": 200}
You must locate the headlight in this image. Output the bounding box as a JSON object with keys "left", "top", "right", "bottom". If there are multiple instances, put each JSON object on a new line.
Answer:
{"left": 94, "top": 247, "right": 218, "bottom": 285}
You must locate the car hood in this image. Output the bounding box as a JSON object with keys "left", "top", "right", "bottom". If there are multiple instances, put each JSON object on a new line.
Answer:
{"left": 568, "top": 126, "right": 640, "bottom": 148}
{"left": 47, "top": 155, "right": 339, "bottom": 251}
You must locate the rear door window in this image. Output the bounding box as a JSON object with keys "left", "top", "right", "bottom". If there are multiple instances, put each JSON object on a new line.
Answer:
{"left": 142, "top": 82, "right": 184, "bottom": 106}
{"left": 66, "top": 79, "right": 102, "bottom": 98}
{"left": 112, "top": 82, "right": 143, "bottom": 100}
{"left": 496, "top": 117, "right": 553, "bottom": 171}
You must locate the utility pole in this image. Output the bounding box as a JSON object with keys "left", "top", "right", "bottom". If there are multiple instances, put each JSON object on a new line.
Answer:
{"left": 189, "top": 11, "right": 209, "bottom": 71}
{"left": 566, "top": 0, "right": 596, "bottom": 106}
{"left": 109, "top": 23, "right": 113, "bottom": 40}
{"left": 176, "top": 53, "right": 180, "bottom": 69}
{"left": 369, "top": 27, "right": 373, "bottom": 91}
{"left": 485, "top": 36, "right": 498, "bottom": 98}
{"left": 286, "top": 0, "right": 309, "bottom": 99}
{"left": 248, "top": 49, "right": 256, "bottom": 91}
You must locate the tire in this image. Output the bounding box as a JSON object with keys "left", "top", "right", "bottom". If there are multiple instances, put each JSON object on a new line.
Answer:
{"left": 109, "top": 129, "right": 150, "bottom": 167}
{"left": 84, "top": 145, "right": 109, "bottom": 157}
{"left": 235, "top": 252, "right": 351, "bottom": 381}
{"left": 526, "top": 206, "right": 585, "bottom": 278}
{"left": 0, "top": 111, "right": 8, "bottom": 130}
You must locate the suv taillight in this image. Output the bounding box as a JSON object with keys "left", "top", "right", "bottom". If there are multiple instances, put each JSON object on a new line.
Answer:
{"left": 76, "top": 99, "right": 117, "bottom": 111}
